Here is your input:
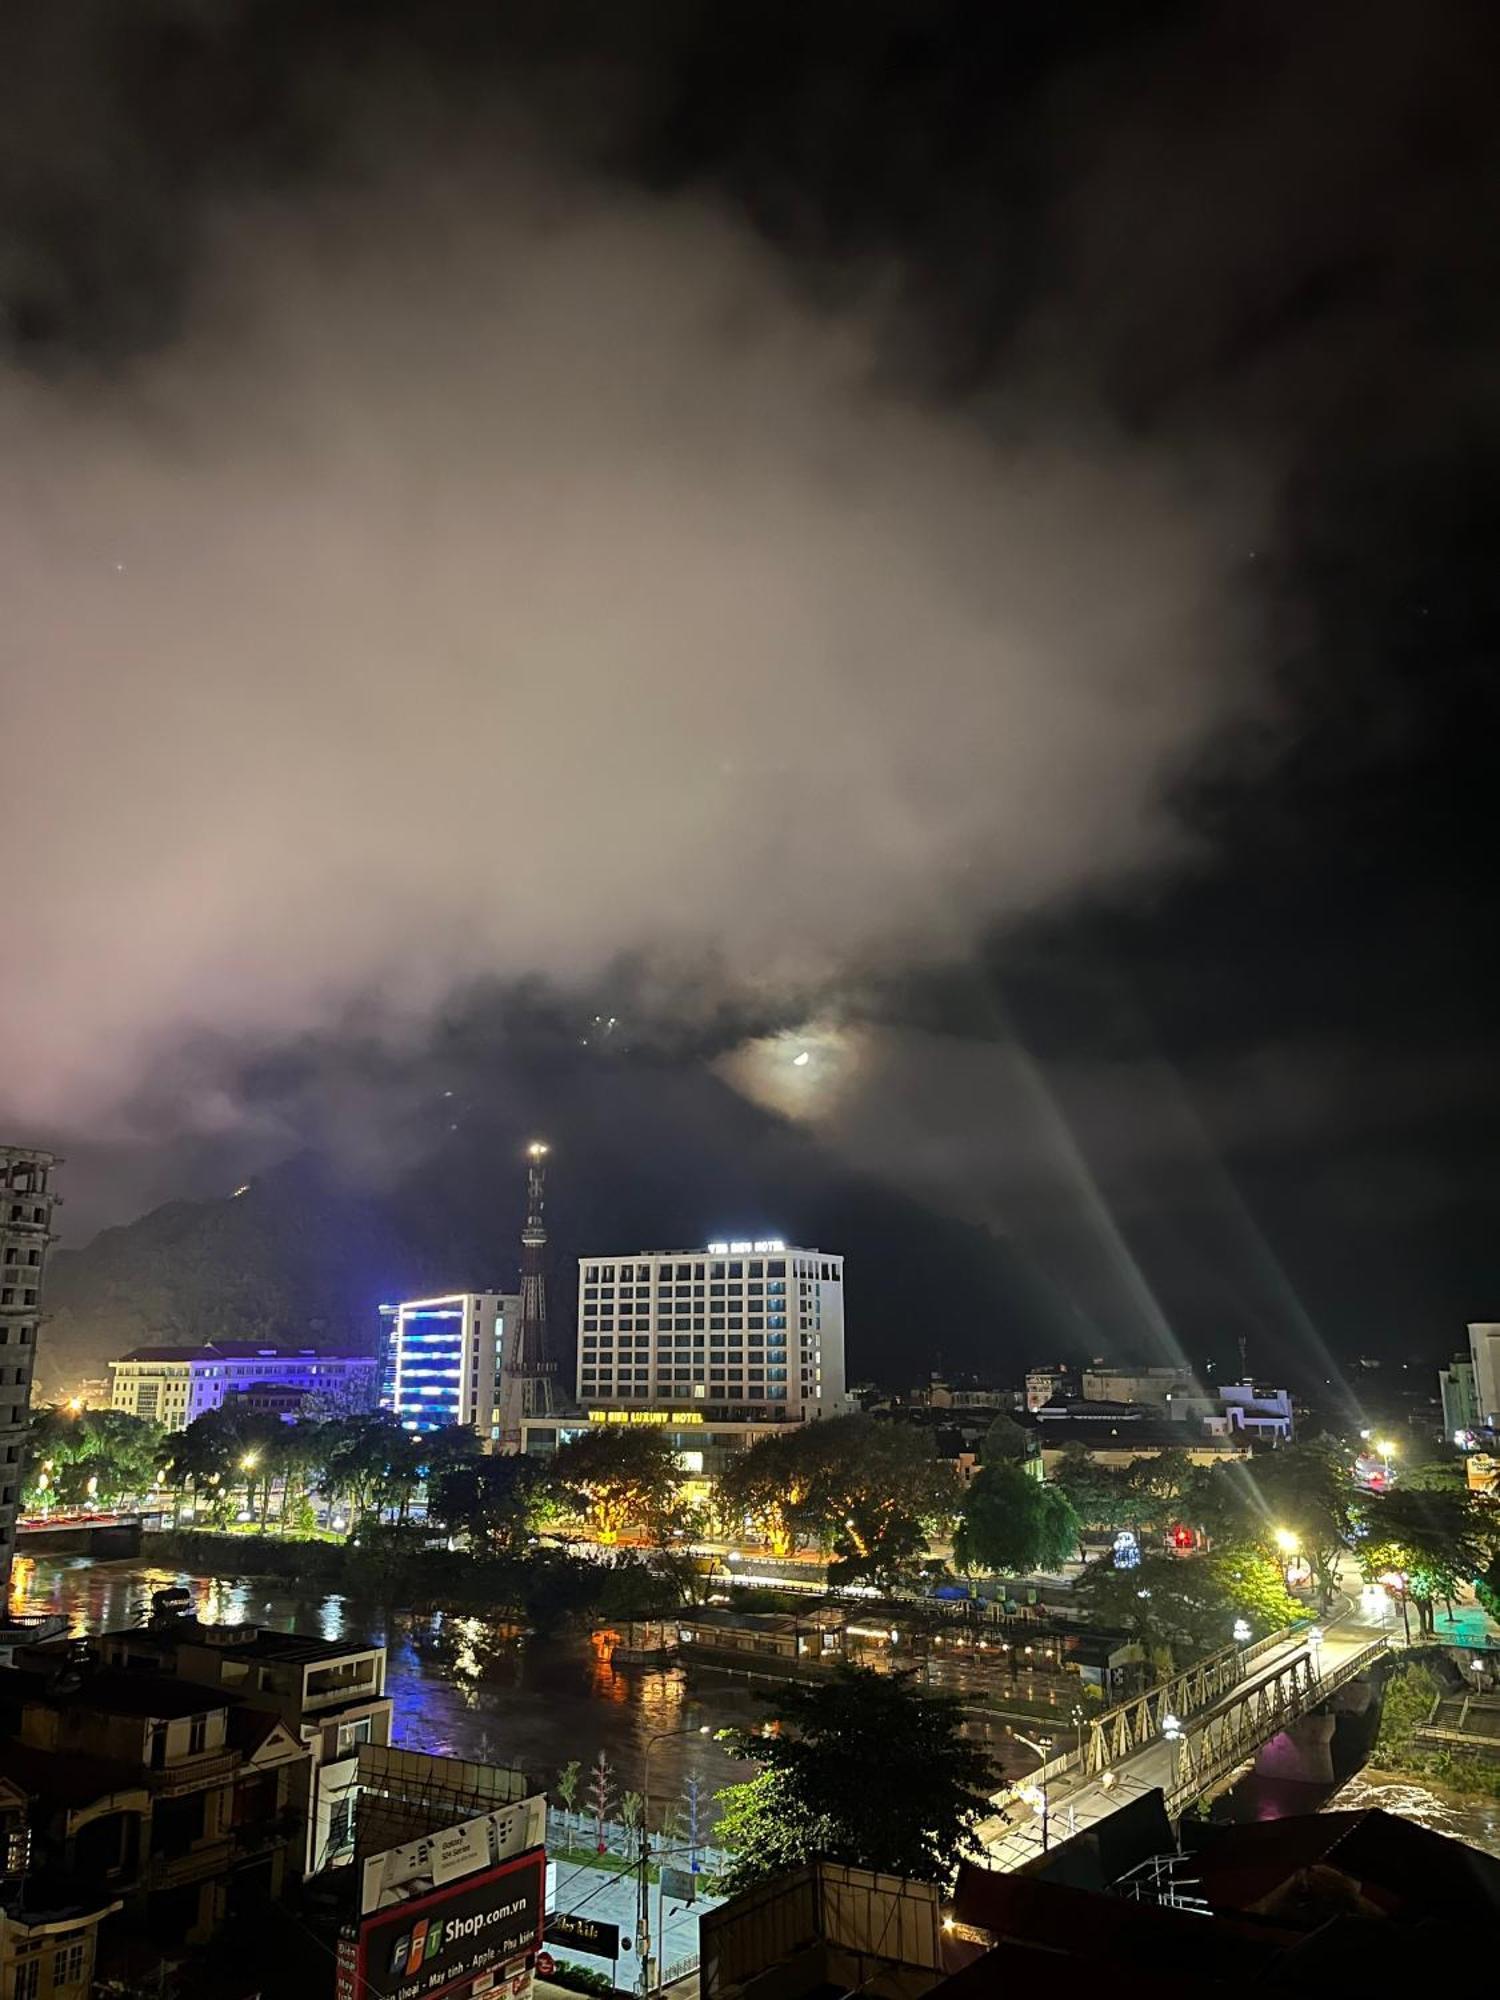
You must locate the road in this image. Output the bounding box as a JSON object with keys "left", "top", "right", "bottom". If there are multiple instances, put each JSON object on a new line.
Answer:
{"left": 976, "top": 1572, "right": 1395, "bottom": 1871}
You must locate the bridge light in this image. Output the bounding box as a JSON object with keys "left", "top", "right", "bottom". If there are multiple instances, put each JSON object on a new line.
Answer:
{"left": 1162, "top": 1712, "right": 1183, "bottom": 1741}
{"left": 1307, "top": 1626, "right": 1324, "bottom": 1651}
{"left": 1233, "top": 1619, "right": 1252, "bottom": 1644}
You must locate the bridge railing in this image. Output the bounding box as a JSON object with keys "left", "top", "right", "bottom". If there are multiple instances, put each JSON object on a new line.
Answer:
{"left": 1079, "top": 1622, "right": 1311, "bottom": 1778}
{"left": 986, "top": 1620, "right": 1334, "bottom": 1815}
{"left": 1163, "top": 1636, "right": 1388, "bottom": 1815}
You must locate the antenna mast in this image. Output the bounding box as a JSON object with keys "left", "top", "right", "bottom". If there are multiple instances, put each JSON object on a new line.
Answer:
{"left": 497, "top": 1141, "right": 559, "bottom": 1443}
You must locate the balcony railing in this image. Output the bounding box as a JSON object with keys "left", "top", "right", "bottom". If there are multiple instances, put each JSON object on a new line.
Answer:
{"left": 144, "top": 1749, "right": 240, "bottom": 1797}
{"left": 145, "top": 1836, "right": 234, "bottom": 1889}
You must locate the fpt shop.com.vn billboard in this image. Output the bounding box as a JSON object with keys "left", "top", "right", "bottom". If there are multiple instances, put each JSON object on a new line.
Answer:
{"left": 342, "top": 1849, "right": 544, "bottom": 2000}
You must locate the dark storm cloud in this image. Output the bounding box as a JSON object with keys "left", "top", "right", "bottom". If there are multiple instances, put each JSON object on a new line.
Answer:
{"left": 0, "top": 120, "right": 1262, "bottom": 1134}
{"left": 3, "top": 2, "right": 1495, "bottom": 1379}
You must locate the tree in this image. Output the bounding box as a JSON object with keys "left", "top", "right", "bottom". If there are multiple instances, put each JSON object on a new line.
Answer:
{"left": 715, "top": 1666, "right": 992, "bottom": 1894}
{"left": 714, "top": 1428, "right": 820, "bottom": 1556}
{"left": 1073, "top": 1545, "right": 1299, "bottom": 1670}
{"left": 795, "top": 1418, "right": 959, "bottom": 1587}
{"left": 429, "top": 1453, "right": 545, "bottom": 1553}
{"left": 1124, "top": 1450, "right": 1195, "bottom": 1535}
{"left": 1354, "top": 1487, "right": 1496, "bottom": 1636}
{"left": 1049, "top": 1446, "right": 1136, "bottom": 1540}
{"left": 953, "top": 1462, "right": 1079, "bottom": 1576}
{"left": 548, "top": 1427, "right": 682, "bottom": 1544}
{"left": 556, "top": 1760, "right": 582, "bottom": 1851}
{"left": 979, "top": 1412, "right": 1031, "bottom": 1466}
{"left": 1186, "top": 1443, "right": 1353, "bottom": 1607}
{"left": 26, "top": 1405, "right": 164, "bottom": 1511}
{"left": 314, "top": 1412, "right": 425, "bottom": 1530}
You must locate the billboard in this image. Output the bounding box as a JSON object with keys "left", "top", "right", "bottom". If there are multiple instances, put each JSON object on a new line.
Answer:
{"left": 362, "top": 1797, "right": 548, "bottom": 1915}
{"left": 347, "top": 1849, "right": 544, "bottom": 2000}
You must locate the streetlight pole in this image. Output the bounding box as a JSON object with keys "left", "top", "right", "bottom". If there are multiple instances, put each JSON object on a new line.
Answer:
{"left": 638, "top": 1725, "right": 709, "bottom": 1995}
{"left": 1012, "top": 1733, "right": 1053, "bottom": 1853}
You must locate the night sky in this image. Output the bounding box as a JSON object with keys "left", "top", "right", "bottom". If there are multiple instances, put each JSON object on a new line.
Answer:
{"left": 5, "top": 4, "right": 1496, "bottom": 1392}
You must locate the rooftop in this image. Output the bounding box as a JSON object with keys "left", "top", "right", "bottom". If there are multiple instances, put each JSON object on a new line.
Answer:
{"left": 583, "top": 1243, "right": 834, "bottom": 1260}
{"left": 110, "top": 1621, "right": 383, "bottom": 1666}
{"left": 0, "top": 1664, "right": 235, "bottom": 1720}
{"left": 112, "top": 1341, "right": 374, "bottom": 1365}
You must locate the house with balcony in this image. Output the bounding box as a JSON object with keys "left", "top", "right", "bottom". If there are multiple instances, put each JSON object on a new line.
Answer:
{"left": 94, "top": 1620, "right": 391, "bottom": 1875}
{"left": 0, "top": 1772, "right": 122, "bottom": 2000}
{"left": 0, "top": 1661, "right": 305, "bottom": 1958}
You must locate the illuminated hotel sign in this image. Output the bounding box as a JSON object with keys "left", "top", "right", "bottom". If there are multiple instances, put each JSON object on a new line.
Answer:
{"left": 705, "top": 1239, "right": 784, "bottom": 1254}
{"left": 587, "top": 1409, "right": 704, "bottom": 1426}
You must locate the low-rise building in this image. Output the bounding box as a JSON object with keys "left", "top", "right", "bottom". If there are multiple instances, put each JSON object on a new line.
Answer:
{"left": 1031, "top": 1402, "right": 1253, "bottom": 1475}
{"left": 95, "top": 1618, "right": 391, "bottom": 1877}
{"left": 0, "top": 1661, "right": 305, "bottom": 1951}
{"left": 1024, "top": 1365, "right": 1078, "bottom": 1412}
{"left": 1081, "top": 1364, "right": 1193, "bottom": 1406}
{"left": 1440, "top": 1353, "right": 1480, "bottom": 1443}
{"left": 109, "top": 1343, "right": 376, "bottom": 1431}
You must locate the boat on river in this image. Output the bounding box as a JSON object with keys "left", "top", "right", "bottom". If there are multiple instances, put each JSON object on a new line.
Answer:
{"left": 602, "top": 1619, "right": 680, "bottom": 1667}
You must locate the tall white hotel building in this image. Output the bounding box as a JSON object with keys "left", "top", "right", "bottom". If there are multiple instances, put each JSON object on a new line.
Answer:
{"left": 576, "top": 1240, "right": 845, "bottom": 1422}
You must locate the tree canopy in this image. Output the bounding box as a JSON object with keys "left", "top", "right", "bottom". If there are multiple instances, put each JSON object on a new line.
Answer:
{"left": 715, "top": 1666, "right": 992, "bottom": 1893}
{"left": 25, "top": 1404, "right": 163, "bottom": 1510}
{"left": 953, "top": 1462, "right": 1078, "bottom": 1576}
{"left": 429, "top": 1452, "right": 546, "bottom": 1552}
{"left": 1353, "top": 1486, "right": 1497, "bottom": 1635}
{"left": 548, "top": 1426, "right": 683, "bottom": 1543}
{"left": 1073, "top": 1545, "right": 1300, "bottom": 1668}
{"left": 712, "top": 1416, "right": 958, "bottom": 1583}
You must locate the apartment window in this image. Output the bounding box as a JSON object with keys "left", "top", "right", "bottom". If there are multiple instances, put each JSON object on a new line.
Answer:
{"left": 16, "top": 1956, "right": 41, "bottom": 2000}
{"left": 338, "top": 1716, "right": 373, "bottom": 1752}
{"left": 53, "top": 1941, "right": 88, "bottom": 1989}
{"left": 329, "top": 1795, "right": 356, "bottom": 1854}
{"left": 189, "top": 1714, "right": 208, "bottom": 1755}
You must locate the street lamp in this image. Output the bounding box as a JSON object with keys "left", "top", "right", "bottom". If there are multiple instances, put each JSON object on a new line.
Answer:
{"left": 1012, "top": 1733, "right": 1053, "bottom": 1852}
{"left": 638, "top": 1724, "right": 710, "bottom": 1994}
{"left": 1232, "top": 1619, "right": 1252, "bottom": 1645}
{"left": 1376, "top": 1438, "right": 1397, "bottom": 1484}
{"left": 1273, "top": 1528, "right": 1298, "bottom": 1555}
{"left": 240, "top": 1453, "right": 259, "bottom": 1472}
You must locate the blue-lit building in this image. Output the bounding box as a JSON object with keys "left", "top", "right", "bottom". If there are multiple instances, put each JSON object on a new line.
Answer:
{"left": 380, "top": 1292, "right": 520, "bottom": 1439}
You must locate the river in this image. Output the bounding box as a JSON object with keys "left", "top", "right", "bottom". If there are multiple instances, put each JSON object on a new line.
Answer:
{"left": 17, "top": 1555, "right": 1499, "bottom": 1864}
{"left": 10, "top": 1553, "right": 1038, "bottom": 1791}
{"left": 10, "top": 1553, "right": 756, "bottom": 1811}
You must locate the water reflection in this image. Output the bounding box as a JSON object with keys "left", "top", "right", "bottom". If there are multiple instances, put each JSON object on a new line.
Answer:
{"left": 14, "top": 1558, "right": 746, "bottom": 1807}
